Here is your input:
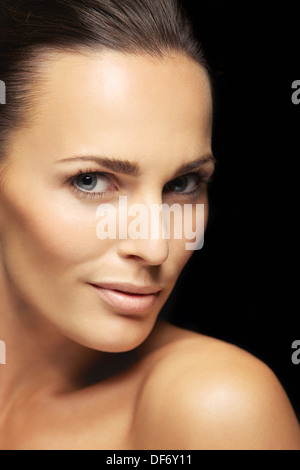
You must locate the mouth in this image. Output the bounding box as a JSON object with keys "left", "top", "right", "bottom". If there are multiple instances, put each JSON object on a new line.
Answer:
{"left": 88, "top": 282, "right": 163, "bottom": 315}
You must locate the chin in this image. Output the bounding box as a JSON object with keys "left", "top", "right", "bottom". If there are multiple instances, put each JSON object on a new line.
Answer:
{"left": 61, "top": 314, "right": 156, "bottom": 353}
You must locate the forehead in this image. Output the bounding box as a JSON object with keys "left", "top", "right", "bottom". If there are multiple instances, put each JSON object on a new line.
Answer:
{"left": 19, "top": 52, "right": 213, "bottom": 164}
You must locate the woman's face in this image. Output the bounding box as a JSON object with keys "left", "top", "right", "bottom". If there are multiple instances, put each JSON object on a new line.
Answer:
{"left": 0, "top": 52, "right": 214, "bottom": 352}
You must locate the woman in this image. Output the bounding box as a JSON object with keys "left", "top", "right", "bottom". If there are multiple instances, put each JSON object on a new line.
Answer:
{"left": 0, "top": 0, "right": 299, "bottom": 450}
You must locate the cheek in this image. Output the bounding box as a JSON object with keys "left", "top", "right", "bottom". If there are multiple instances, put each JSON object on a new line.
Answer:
{"left": 168, "top": 196, "right": 207, "bottom": 251}
{"left": 165, "top": 197, "right": 208, "bottom": 277}
{"left": 167, "top": 238, "right": 194, "bottom": 279}
{"left": 0, "top": 187, "right": 104, "bottom": 276}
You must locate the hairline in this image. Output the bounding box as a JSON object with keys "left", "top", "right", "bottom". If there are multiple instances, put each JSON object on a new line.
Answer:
{"left": 5, "top": 43, "right": 212, "bottom": 118}
{"left": 0, "top": 45, "right": 212, "bottom": 163}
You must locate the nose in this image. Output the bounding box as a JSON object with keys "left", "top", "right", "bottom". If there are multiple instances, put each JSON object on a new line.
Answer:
{"left": 116, "top": 196, "right": 170, "bottom": 266}
{"left": 118, "top": 236, "right": 170, "bottom": 266}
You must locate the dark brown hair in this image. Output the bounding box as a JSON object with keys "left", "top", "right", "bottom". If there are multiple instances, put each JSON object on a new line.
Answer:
{"left": 0, "top": 0, "right": 208, "bottom": 160}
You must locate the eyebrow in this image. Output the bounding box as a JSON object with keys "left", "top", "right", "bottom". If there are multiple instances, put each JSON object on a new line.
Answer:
{"left": 173, "top": 154, "right": 216, "bottom": 179}
{"left": 56, "top": 153, "right": 216, "bottom": 178}
{"left": 57, "top": 155, "right": 141, "bottom": 177}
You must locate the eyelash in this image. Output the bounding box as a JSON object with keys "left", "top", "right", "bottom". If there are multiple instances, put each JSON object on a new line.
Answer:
{"left": 65, "top": 169, "right": 114, "bottom": 200}
{"left": 165, "top": 170, "right": 213, "bottom": 199}
{"left": 65, "top": 168, "right": 213, "bottom": 200}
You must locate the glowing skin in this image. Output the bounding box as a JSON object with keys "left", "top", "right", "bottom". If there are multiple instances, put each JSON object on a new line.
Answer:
{"left": 0, "top": 53, "right": 214, "bottom": 355}
{"left": 0, "top": 52, "right": 300, "bottom": 451}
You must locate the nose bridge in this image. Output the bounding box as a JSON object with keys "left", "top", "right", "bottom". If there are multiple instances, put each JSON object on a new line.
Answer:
{"left": 117, "top": 191, "right": 170, "bottom": 266}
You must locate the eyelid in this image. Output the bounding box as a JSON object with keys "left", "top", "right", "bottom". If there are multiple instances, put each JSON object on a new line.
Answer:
{"left": 65, "top": 169, "right": 119, "bottom": 200}
{"left": 65, "top": 166, "right": 214, "bottom": 201}
{"left": 163, "top": 170, "right": 212, "bottom": 199}
{"left": 167, "top": 168, "right": 213, "bottom": 186}
{"left": 67, "top": 169, "right": 116, "bottom": 185}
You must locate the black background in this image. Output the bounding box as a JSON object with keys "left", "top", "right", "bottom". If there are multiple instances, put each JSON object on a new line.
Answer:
{"left": 160, "top": 1, "right": 300, "bottom": 419}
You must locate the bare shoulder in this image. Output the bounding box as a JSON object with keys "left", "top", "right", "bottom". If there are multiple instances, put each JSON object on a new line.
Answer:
{"left": 132, "top": 321, "right": 300, "bottom": 450}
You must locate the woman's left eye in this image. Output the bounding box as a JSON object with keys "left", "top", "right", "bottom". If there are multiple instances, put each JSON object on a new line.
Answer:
{"left": 165, "top": 174, "right": 200, "bottom": 194}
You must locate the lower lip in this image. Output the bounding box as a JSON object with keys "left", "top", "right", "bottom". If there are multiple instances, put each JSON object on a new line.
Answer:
{"left": 89, "top": 284, "right": 160, "bottom": 315}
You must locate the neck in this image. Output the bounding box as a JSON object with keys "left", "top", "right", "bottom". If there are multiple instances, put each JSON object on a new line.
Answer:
{"left": 0, "top": 264, "right": 102, "bottom": 407}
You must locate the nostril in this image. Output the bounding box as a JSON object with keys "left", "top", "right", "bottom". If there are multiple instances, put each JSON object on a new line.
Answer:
{"left": 118, "top": 236, "right": 170, "bottom": 267}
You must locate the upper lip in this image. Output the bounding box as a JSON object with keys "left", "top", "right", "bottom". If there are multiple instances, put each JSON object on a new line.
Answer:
{"left": 89, "top": 282, "right": 162, "bottom": 295}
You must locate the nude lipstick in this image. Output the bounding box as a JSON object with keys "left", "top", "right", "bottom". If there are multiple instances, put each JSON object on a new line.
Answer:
{"left": 89, "top": 282, "right": 162, "bottom": 315}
